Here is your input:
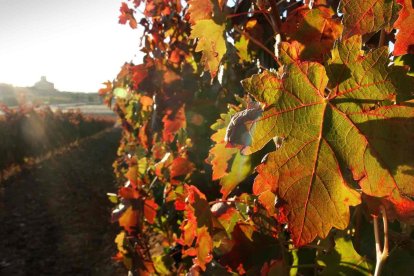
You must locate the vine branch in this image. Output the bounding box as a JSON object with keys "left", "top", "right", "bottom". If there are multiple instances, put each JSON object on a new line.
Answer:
{"left": 269, "top": 0, "right": 283, "bottom": 35}
{"left": 373, "top": 205, "right": 389, "bottom": 276}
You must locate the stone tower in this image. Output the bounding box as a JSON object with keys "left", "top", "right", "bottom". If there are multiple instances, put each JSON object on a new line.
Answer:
{"left": 34, "top": 76, "right": 55, "bottom": 91}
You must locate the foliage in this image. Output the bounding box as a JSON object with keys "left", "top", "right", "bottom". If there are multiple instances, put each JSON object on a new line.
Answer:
{"left": 0, "top": 103, "right": 114, "bottom": 174}
{"left": 102, "top": 0, "right": 414, "bottom": 274}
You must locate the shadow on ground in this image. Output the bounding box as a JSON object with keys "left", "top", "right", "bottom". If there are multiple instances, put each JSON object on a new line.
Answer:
{"left": 0, "top": 128, "right": 125, "bottom": 276}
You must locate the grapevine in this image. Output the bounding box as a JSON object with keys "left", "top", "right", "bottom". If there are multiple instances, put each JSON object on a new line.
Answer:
{"left": 102, "top": 0, "right": 414, "bottom": 274}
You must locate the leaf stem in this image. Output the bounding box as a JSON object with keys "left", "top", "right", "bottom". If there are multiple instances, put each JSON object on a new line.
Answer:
{"left": 233, "top": 25, "right": 282, "bottom": 67}
{"left": 226, "top": 10, "right": 269, "bottom": 19}
{"left": 373, "top": 205, "right": 389, "bottom": 276}
{"left": 208, "top": 198, "right": 247, "bottom": 206}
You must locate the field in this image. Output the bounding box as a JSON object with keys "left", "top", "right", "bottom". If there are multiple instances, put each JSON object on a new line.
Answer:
{"left": 0, "top": 95, "right": 128, "bottom": 275}
{"left": 0, "top": 128, "right": 125, "bottom": 275}
{"left": 0, "top": 104, "right": 116, "bottom": 177}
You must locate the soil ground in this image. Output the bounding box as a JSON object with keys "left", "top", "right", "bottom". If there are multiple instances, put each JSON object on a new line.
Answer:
{"left": 0, "top": 127, "right": 126, "bottom": 276}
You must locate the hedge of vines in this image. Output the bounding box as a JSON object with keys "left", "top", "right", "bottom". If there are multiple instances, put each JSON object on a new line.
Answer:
{"left": 101, "top": 0, "right": 414, "bottom": 275}
{"left": 0, "top": 104, "right": 114, "bottom": 172}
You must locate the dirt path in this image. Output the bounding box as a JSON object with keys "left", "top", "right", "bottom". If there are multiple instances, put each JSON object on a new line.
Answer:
{"left": 0, "top": 128, "right": 125, "bottom": 276}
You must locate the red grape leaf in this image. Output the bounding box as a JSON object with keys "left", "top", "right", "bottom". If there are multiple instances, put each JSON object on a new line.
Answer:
{"left": 241, "top": 36, "right": 414, "bottom": 246}
{"left": 281, "top": 5, "right": 342, "bottom": 62}
{"left": 130, "top": 64, "right": 148, "bottom": 90}
{"left": 341, "top": 0, "right": 400, "bottom": 38}
{"left": 99, "top": 81, "right": 112, "bottom": 96}
{"left": 394, "top": 0, "right": 414, "bottom": 55}
{"left": 363, "top": 193, "right": 414, "bottom": 223}
{"left": 162, "top": 105, "right": 186, "bottom": 143}
{"left": 187, "top": 0, "right": 213, "bottom": 24}
{"left": 170, "top": 157, "right": 195, "bottom": 184}
{"left": 144, "top": 199, "right": 158, "bottom": 224}
{"left": 119, "top": 187, "right": 139, "bottom": 199}
{"left": 119, "top": 2, "right": 137, "bottom": 29}
{"left": 190, "top": 19, "right": 226, "bottom": 79}
{"left": 178, "top": 185, "right": 214, "bottom": 271}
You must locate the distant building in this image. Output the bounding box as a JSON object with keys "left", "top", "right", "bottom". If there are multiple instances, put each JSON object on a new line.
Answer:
{"left": 34, "top": 76, "right": 55, "bottom": 91}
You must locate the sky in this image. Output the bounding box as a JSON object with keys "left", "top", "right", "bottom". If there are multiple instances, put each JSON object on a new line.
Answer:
{"left": 0, "top": 0, "right": 142, "bottom": 92}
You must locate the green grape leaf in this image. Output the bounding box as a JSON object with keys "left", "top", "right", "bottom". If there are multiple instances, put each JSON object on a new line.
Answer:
{"left": 394, "top": 54, "right": 414, "bottom": 76}
{"left": 317, "top": 234, "right": 374, "bottom": 275}
{"left": 235, "top": 35, "right": 252, "bottom": 62}
{"left": 241, "top": 36, "right": 414, "bottom": 246}
{"left": 190, "top": 19, "right": 226, "bottom": 79}
{"left": 340, "top": 0, "right": 400, "bottom": 38}
{"left": 207, "top": 106, "right": 253, "bottom": 199}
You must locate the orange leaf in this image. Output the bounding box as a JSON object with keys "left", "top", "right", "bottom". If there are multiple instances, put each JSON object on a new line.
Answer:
{"left": 119, "top": 206, "right": 138, "bottom": 233}
{"left": 258, "top": 190, "right": 276, "bottom": 216}
{"left": 187, "top": 0, "right": 213, "bottom": 24}
{"left": 170, "top": 157, "right": 195, "bottom": 183}
{"left": 119, "top": 2, "right": 137, "bottom": 29}
{"left": 138, "top": 122, "right": 149, "bottom": 150}
{"left": 169, "top": 48, "right": 181, "bottom": 63}
{"left": 125, "top": 166, "right": 138, "bottom": 187}
{"left": 99, "top": 81, "right": 112, "bottom": 95}
{"left": 119, "top": 187, "right": 140, "bottom": 199}
{"left": 140, "top": 95, "right": 153, "bottom": 111}
{"left": 281, "top": 5, "right": 342, "bottom": 62}
{"left": 394, "top": 0, "right": 414, "bottom": 55}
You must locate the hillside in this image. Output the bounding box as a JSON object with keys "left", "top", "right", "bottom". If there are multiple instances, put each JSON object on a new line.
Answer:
{"left": 0, "top": 83, "right": 102, "bottom": 107}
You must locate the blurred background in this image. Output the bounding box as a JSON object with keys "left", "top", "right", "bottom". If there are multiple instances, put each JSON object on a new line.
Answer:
{"left": 0, "top": 1, "right": 140, "bottom": 274}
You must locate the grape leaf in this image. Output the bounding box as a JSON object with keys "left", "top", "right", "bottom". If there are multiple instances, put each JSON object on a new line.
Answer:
{"left": 190, "top": 19, "right": 226, "bottom": 78}
{"left": 178, "top": 185, "right": 214, "bottom": 271}
{"left": 281, "top": 5, "right": 342, "bottom": 62}
{"left": 170, "top": 156, "right": 195, "bottom": 184}
{"left": 119, "top": 206, "right": 139, "bottom": 233}
{"left": 115, "top": 231, "right": 128, "bottom": 255}
{"left": 207, "top": 106, "right": 252, "bottom": 198}
{"left": 317, "top": 234, "right": 374, "bottom": 275}
{"left": 394, "top": 54, "right": 414, "bottom": 76}
{"left": 340, "top": 0, "right": 400, "bottom": 38}
{"left": 187, "top": 0, "right": 213, "bottom": 24}
{"left": 119, "top": 2, "right": 137, "bottom": 29}
{"left": 234, "top": 35, "right": 252, "bottom": 63}
{"left": 394, "top": 0, "right": 414, "bottom": 55}
{"left": 144, "top": 199, "right": 158, "bottom": 224}
{"left": 130, "top": 64, "right": 148, "bottom": 89}
{"left": 162, "top": 105, "right": 186, "bottom": 143}
{"left": 194, "top": 226, "right": 213, "bottom": 270}
{"left": 241, "top": 36, "right": 414, "bottom": 246}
